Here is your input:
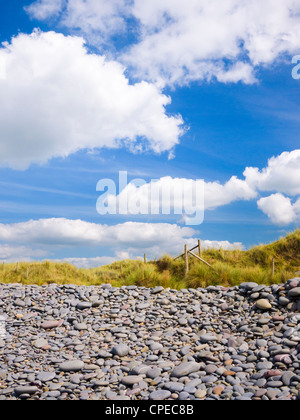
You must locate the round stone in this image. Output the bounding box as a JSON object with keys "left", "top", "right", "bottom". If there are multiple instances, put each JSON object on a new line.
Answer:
{"left": 200, "top": 334, "right": 218, "bottom": 344}
{"left": 288, "top": 288, "right": 300, "bottom": 298}
{"left": 33, "top": 338, "right": 49, "bottom": 349}
{"left": 74, "top": 322, "right": 88, "bottom": 331}
{"left": 240, "top": 282, "right": 258, "bottom": 290}
{"left": 14, "top": 386, "right": 39, "bottom": 396}
{"left": 76, "top": 302, "right": 92, "bottom": 310}
{"left": 149, "top": 390, "right": 171, "bottom": 400}
{"left": 121, "top": 376, "right": 143, "bottom": 386}
{"left": 59, "top": 360, "right": 85, "bottom": 372}
{"left": 37, "top": 372, "right": 56, "bottom": 382}
{"left": 146, "top": 368, "right": 162, "bottom": 379}
{"left": 111, "top": 344, "right": 130, "bottom": 357}
{"left": 41, "top": 320, "right": 64, "bottom": 329}
{"left": 171, "top": 362, "right": 201, "bottom": 378}
{"left": 256, "top": 299, "right": 272, "bottom": 310}
{"left": 213, "top": 385, "right": 225, "bottom": 396}
{"left": 195, "top": 389, "right": 207, "bottom": 399}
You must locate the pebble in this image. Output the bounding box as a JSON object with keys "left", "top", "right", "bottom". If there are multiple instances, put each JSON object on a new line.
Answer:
{"left": 282, "top": 371, "right": 294, "bottom": 386}
{"left": 76, "top": 302, "right": 92, "bottom": 310}
{"left": 150, "top": 390, "right": 171, "bottom": 400}
{"left": 33, "top": 338, "right": 49, "bottom": 349}
{"left": 41, "top": 320, "right": 64, "bottom": 330}
{"left": 14, "top": 386, "right": 39, "bottom": 396}
{"left": 37, "top": 372, "right": 56, "bottom": 382}
{"left": 256, "top": 299, "right": 272, "bottom": 311}
{"left": 288, "top": 288, "right": 300, "bottom": 298}
{"left": 195, "top": 389, "right": 207, "bottom": 399}
{"left": 59, "top": 360, "right": 85, "bottom": 372}
{"left": 171, "top": 362, "right": 201, "bottom": 378}
{"left": 111, "top": 344, "right": 130, "bottom": 357}
{"left": 200, "top": 334, "right": 218, "bottom": 344}
{"left": 121, "top": 376, "right": 143, "bottom": 386}
{"left": 213, "top": 385, "right": 225, "bottom": 395}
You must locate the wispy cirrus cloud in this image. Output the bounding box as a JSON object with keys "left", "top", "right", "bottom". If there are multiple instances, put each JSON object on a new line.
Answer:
{"left": 26, "top": 0, "right": 65, "bottom": 20}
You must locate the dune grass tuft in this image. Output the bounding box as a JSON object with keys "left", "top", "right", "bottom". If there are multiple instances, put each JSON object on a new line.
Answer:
{"left": 0, "top": 230, "right": 299, "bottom": 289}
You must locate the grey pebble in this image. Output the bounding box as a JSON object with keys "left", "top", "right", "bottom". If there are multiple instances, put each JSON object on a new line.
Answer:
{"left": 59, "top": 360, "right": 85, "bottom": 372}
{"left": 37, "top": 372, "right": 56, "bottom": 382}
{"left": 150, "top": 390, "right": 171, "bottom": 400}
{"left": 111, "top": 344, "right": 130, "bottom": 357}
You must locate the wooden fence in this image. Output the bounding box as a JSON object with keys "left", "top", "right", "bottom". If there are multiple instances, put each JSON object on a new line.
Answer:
{"left": 174, "top": 240, "right": 214, "bottom": 275}
{"left": 142, "top": 240, "right": 299, "bottom": 278}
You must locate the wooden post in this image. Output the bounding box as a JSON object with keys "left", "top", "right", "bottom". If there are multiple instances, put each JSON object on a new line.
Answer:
{"left": 272, "top": 258, "right": 275, "bottom": 276}
{"left": 198, "top": 239, "right": 202, "bottom": 258}
{"left": 143, "top": 254, "right": 147, "bottom": 283}
{"left": 184, "top": 244, "right": 189, "bottom": 276}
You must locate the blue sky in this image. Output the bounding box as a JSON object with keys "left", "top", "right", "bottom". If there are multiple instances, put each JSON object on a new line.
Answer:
{"left": 0, "top": 0, "right": 299, "bottom": 267}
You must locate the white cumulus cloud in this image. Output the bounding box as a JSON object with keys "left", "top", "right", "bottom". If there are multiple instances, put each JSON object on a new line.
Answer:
{"left": 245, "top": 150, "right": 300, "bottom": 225}
{"left": 0, "top": 30, "right": 183, "bottom": 169}
{"left": 26, "top": 0, "right": 300, "bottom": 86}
{"left": 0, "top": 218, "right": 196, "bottom": 249}
{"left": 103, "top": 175, "right": 257, "bottom": 220}
{"left": 0, "top": 244, "right": 47, "bottom": 262}
{"left": 104, "top": 150, "right": 300, "bottom": 226}
{"left": 244, "top": 150, "right": 300, "bottom": 196}
{"left": 0, "top": 218, "right": 244, "bottom": 265}
{"left": 257, "top": 194, "right": 300, "bottom": 225}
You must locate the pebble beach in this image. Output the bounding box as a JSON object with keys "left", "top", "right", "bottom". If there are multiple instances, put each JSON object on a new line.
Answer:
{"left": 1, "top": 278, "right": 300, "bottom": 400}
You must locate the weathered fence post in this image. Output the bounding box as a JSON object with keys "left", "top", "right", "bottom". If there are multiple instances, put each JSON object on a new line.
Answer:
{"left": 198, "top": 239, "right": 202, "bottom": 258}
{"left": 185, "top": 244, "right": 189, "bottom": 276}
{"left": 174, "top": 242, "right": 214, "bottom": 271}
{"left": 144, "top": 254, "right": 147, "bottom": 264}
{"left": 272, "top": 258, "right": 275, "bottom": 276}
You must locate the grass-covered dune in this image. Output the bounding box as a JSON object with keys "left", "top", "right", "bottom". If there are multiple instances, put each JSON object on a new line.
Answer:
{"left": 0, "top": 230, "right": 299, "bottom": 289}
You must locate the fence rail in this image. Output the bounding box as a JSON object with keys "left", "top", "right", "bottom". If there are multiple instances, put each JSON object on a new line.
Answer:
{"left": 174, "top": 240, "right": 214, "bottom": 275}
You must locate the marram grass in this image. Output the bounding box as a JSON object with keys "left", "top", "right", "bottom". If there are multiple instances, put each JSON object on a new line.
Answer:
{"left": 0, "top": 230, "right": 299, "bottom": 289}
